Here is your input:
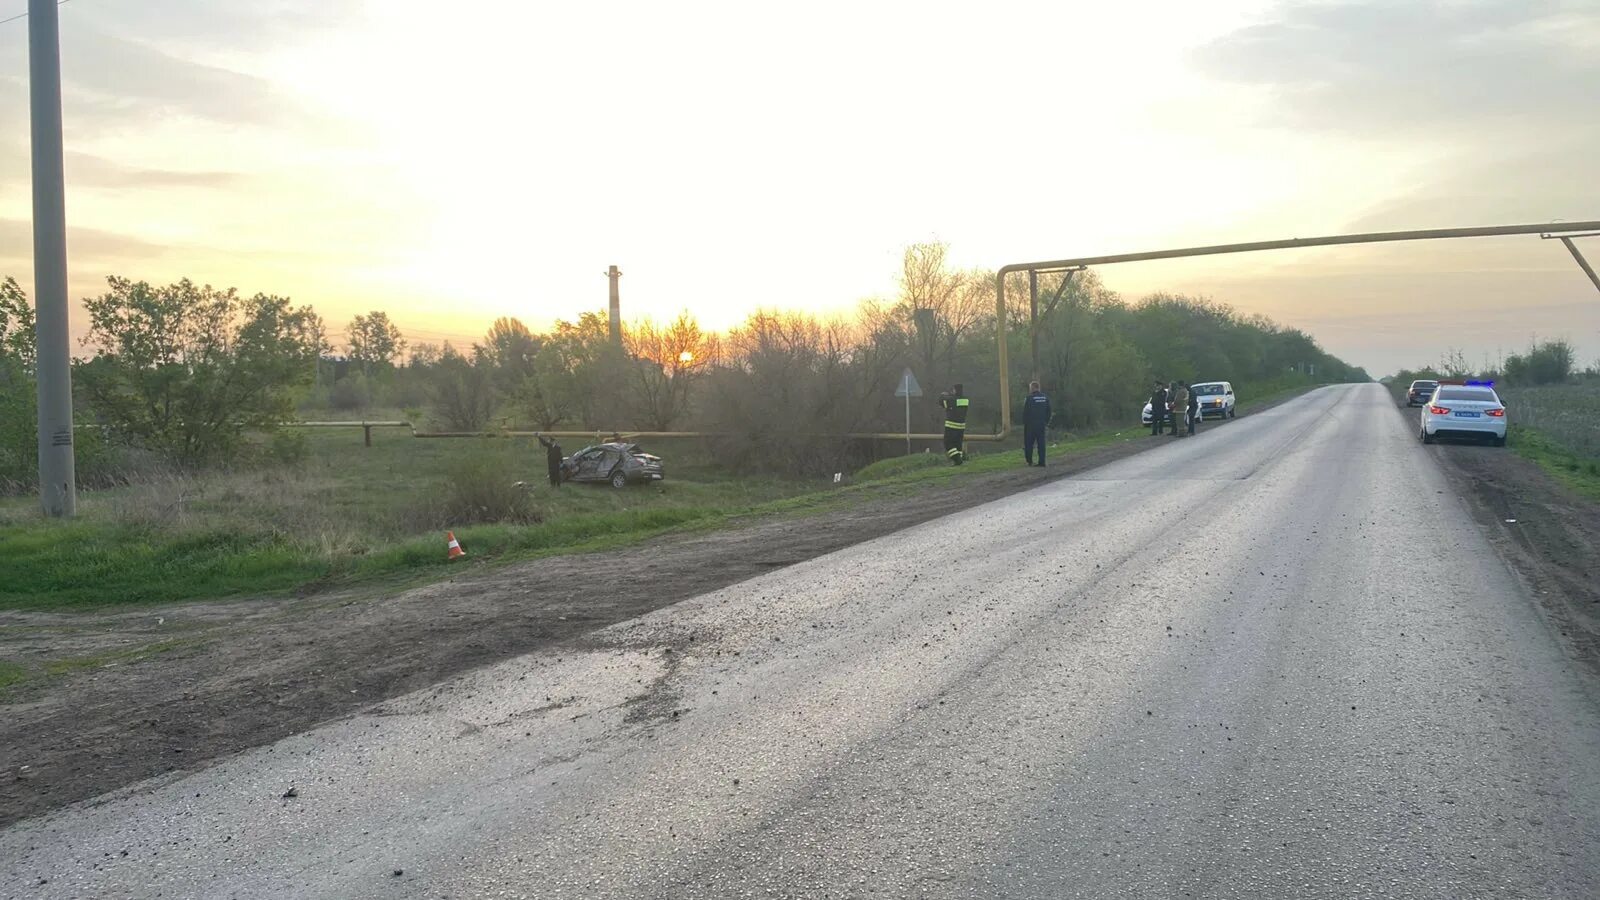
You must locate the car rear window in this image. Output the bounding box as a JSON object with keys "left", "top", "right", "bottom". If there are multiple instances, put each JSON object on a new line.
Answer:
{"left": 1435, "top": 388, "right": 1497, "bottom": 402}
{"left": 1412, "top": 381, "right": 1437, "bottom": 388}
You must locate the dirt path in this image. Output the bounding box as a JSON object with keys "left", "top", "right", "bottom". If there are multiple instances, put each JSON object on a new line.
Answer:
{"left": 0, "top": 430, "right": 1170, "bottom": 827}
{"left": 4, "top": 391, "right": 1595, "bottom": 829}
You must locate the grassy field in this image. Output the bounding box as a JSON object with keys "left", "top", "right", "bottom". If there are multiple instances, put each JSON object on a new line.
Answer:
{"left": 0, "top": 380, "right": 1326, "bottom": 613}
{"left": 0, "top": 424, "right": 1152, "bottom": 611}
{"left": 1497, "top": 383, "right": 1600, "bottom": 501}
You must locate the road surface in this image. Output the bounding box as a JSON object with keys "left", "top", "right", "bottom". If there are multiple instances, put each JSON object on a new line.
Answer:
{"left": 4, "top": 383, "right": 1598, "bottom": 899}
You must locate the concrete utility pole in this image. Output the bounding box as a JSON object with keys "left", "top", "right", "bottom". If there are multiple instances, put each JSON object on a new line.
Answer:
{"left": 30, "top": 0, "right": 76, "bottom": 517}
{"left": 606, "top": 265, "right": 622, "bottom": 347}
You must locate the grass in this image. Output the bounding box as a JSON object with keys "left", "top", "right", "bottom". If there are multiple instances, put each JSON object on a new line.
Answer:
{"left": 0, "top": 660, "right": 25, "bottom": 692}
{"left": 0, "top": 381, "right": 1328, "bottom": 613}
{"left": 1507, "top": 425, "right": 1600, "bottom": 502}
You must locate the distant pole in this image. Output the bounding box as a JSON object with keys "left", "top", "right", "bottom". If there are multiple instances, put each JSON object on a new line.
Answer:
{"left": 606, "top": 265, "right": 622, "bottom": 347}
{"left": 29, "top": 0, "right": 76, "bottom": 518}
{"left": 904, "top": 390, "right": 910, "bottom": 456}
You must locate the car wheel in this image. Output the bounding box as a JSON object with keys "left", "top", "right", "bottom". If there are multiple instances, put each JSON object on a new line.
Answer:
{"left": 610, "top": 469, "right": 628, "bottom": 489}
{"left": 1420, "top": 426, "right": 1434, "bottom": 444}
{"left": 1228, "top": 408, "right": 1236, "bottom": 419}
{"left": 1492, "top": 435, "right": 1507, "bottom": 447}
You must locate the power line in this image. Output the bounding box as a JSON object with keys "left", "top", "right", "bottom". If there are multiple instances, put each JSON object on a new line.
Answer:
{"left": 0, "top": 0, "right": 72, "bottom": 28}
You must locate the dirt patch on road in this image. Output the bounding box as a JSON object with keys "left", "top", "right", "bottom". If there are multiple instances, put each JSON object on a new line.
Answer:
{"left": 0, "top": 425, "right": 1195, "bottom": 827}
{"left": 1395, "top": 404, "right": 1600, "bottom": 677}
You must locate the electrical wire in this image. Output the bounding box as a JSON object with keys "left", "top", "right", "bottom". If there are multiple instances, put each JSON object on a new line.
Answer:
{"left": 0, "top": 0, "right": 72, "bottom": 28}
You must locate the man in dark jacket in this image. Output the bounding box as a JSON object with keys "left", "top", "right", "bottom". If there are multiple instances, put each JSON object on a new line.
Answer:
{"left": 1149, "top": 381, "right": 1168, "bottom": 436}
{"left": 537, "top": 434, "right": 563, "bottom": 488}
{"left": 1022, "top": 381, "right": 1051, "bottom": 467}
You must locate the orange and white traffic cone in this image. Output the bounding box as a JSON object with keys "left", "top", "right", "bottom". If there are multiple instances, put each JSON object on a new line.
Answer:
{"left": 445, "top": 531, "right": 466, "bottom": 560}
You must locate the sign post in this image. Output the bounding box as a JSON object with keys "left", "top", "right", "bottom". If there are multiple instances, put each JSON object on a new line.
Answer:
{"left": 894, "top": 368, "right": 922, "bottom": 455}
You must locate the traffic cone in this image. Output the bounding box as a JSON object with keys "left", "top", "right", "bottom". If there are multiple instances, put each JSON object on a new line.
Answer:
{"left": 445, "top": 531, "right": 466, "bottom": 560}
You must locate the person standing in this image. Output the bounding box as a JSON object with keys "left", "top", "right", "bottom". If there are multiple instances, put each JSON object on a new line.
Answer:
{"left": 940, "top": 383, "right": 970, "bottom": 465}
{"left": 1022, "top": 381, "right": 1052, "bottom": 467}
{"left": 1169, "top": 381, "right": 1189, "bottom": 438}
{"left": 1185, "top": 381, "right": 1199, "bottom": 435}
{"left": 537, "top": 433, "right": 563, "bottom": 488}
{"left": 1149, "top": 380, "right": 1168, "bottom": 437}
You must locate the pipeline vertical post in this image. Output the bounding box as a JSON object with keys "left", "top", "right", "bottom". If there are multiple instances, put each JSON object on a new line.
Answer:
{"left": 29, "top": 0, "right": 76, "bottom": 517}
{"left": 606, "top": 265, "right": 622, "bottom": 346}
{"left": 995, "top": 270, "right": 1010, "bottom": 436}
{"left": 1558, "top": 237, "right": 1600, "bottom": 295}
{"left": 1028, "top": 269, "right": 1039, "bottom": 385}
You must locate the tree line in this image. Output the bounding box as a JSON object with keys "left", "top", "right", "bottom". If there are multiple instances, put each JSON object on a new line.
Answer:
{"left": 0, "top": 243, "right": 1367, "bottom": 487}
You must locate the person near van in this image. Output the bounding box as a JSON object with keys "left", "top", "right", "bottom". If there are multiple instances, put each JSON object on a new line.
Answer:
{"left": 1149, "top": 381, "right": 1168, "bottom": 437}
{"left": 1022, "top": 381, "right": 1052, "bottom": 467}
{"left": 537, "top": 434, "right": 563, "bottom": 487}
{"left": 1185, "top": 381, "right": 1199, "bottom": 435}
{"left": 1168, "top": 381, "right": 1189, "bottom": 438}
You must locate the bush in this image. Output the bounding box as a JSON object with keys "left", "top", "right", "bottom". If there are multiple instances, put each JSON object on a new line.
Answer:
{"left": 327, "top": 376, "right": 369, "bottom": 411}
{"left": 410, "top": 451, "right": 541, "bottom": 529}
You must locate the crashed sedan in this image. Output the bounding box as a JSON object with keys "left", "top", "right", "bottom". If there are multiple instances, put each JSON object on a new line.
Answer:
{"left": 560, "top": 442, "right": 665, "bottom": 488}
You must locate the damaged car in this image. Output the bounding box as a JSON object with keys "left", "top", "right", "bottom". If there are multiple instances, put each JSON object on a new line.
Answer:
{"left": 560, "top": 442, "right": 665, "bottom": 488}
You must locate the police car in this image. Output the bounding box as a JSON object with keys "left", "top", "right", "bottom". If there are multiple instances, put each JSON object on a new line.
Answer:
{"left": 1419, "top": 381, "right": 1507, "bottom": 446}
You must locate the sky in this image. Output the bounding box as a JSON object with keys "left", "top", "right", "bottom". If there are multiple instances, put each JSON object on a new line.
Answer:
{"left": 0, "top": 0, "right": 1597, "bottom": 374}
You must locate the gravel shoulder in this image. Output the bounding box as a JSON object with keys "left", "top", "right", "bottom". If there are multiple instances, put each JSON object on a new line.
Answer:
{"left": 1397, "top": 400, "right": 1600, "bottom": 676}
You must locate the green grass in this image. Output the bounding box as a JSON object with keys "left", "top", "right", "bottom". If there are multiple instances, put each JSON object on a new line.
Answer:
{"left": 0, "top": 385, "right": 1324, "bottom": 613}
{"left": 1508, "top": 424, "right": 1600, "bottom": 501}
{"left": 0, "top": 660, "right": 25, "bottom": 692}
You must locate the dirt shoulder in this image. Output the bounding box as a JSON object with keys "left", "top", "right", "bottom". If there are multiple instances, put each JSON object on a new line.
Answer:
{"left": 1, "top": 416, "right": 1199, "bottom": 827}
{"left": 1392, "top": 400, "right": 1600, "bottom": 677}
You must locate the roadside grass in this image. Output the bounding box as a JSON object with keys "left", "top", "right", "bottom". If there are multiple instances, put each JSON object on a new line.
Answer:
{"left": 0, "top": 381, "right": 1329, "bottom": 613}
{"left": 0, "top": 660, "right": 25, "bottom": 692}
{"left": 1507, "top": 425, "right": 1600, "bottom": 502}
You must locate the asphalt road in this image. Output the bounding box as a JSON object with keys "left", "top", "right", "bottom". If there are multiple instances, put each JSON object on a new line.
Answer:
{"left": 4, "top": 383, "right": 1598, "bottom": 899}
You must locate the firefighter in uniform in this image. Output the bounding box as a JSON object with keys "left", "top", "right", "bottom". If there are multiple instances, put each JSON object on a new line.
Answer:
{"left": 940, "top": 383, "right": 970, "bottom": 465}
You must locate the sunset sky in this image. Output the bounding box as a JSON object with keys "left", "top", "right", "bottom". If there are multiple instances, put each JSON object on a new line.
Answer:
{"left": 1, "top": 0, "right": 1597, "bottom": 374}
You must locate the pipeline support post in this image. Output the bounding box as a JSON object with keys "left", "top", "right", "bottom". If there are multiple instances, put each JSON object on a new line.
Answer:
{"left": 1549, "top": 234, "right": 1600, "bottom": 295}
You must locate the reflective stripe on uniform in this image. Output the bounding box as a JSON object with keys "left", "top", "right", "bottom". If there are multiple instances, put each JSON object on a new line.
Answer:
{"left": 943, "top": 421, "right": 966, "bottom": 430}
{"left": 955, "top": 398, "right": 969, "bottom": 407}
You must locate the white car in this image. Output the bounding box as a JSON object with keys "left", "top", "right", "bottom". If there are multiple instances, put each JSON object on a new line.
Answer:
{"left": 1141, "top": 381, "right": 1236, "bottom": 425}
{"left": 1419, "top": 383, "right": 1506, "bottom": 446}
{"left": 1190, "top": 381, "right": 1237, "bottom": 420}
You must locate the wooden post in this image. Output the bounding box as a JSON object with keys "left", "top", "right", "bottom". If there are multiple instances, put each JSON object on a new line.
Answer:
{"left": 363, "top": 424, "right": 372, "bottom": 447}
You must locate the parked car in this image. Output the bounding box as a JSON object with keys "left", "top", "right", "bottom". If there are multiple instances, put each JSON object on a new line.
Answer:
{"left": 1419, "top": 382, "right": 1506, "bottom": 446}
{"left": 1406, "top": 379, "right": 1439, "bottom": 406}
{"left": 1141, "top": 381, "right": 1236, "bottom": 424}
{"left": 560, "top": 442, "right": 665, "bottom": 487}
{"left": 1189, "top": 381, "right": 1236, "bottom": 420}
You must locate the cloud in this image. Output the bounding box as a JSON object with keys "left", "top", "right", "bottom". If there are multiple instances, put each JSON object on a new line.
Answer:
{"left": 0, "top": 19, "right": 337, "bottom": 132}
{"left": 75, "top": 0, "right": 362, "bottom": 52}
{"left": 62, "top": 153, "right": 244, "bottom": 189}
{"left": 0, "top": 218, "right": 172, "bottom": 265}
{"left": 1193, "top": 0, "right": 1600, "bottom": 139}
